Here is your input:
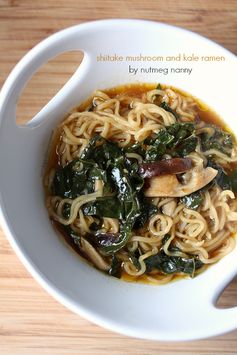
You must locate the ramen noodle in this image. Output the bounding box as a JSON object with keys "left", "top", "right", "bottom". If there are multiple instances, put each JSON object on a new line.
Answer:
{"left": 44, "top": 83, "right": 237, "bottom": 284}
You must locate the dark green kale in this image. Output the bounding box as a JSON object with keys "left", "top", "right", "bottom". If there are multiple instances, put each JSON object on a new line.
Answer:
{"left": 145, "top": 144, "right": 166, "bottom": 162}
{"left": 80, "top": 134, "right": 105, "bottom": 160}
{"left": 145, "top": 251, "right": 202, "bottom": 276}
{"left": 144, "top": 122, "right": 196, "bottom": 161}
{"left": 124, "top": 142, "right": 146, "bottom": 158}
{"left": 226, "top": 170, "right": 237, "bottom": 192}
{"left": 53, "top": 135, "right": 146, "bottom": 255}
{"left": 134, "top": 195, "right": 158, "bottom": 229}
{"left": 109, "top": 255, "right": 122, "bottom": 278}
{"left": 99, "top": 196, "right": 141, "bottom": 255}
{"left": 128, "top": 251, "right": 141, "bottom": 271}
{"left": 63, "top": 225, "right": 81, "bottom": 246}
{"left": 83, "top": 196, "right": 123, "bottom": 219}
{"left": 52, "top": 135, "right": 124, "bottom": 199}
{"left": 52, "top": 158, "right": 108, "bottom": 198}
{"left": 160, "top": 102, "right": 180, "bottom": 120}
{"left": 174, "top": 136, "right": 198, "bottom": 157}
{"left": 144, "top": 128, "right": 174, "bottom": 147}
{"left": 110, "top": 166, "right": 137, "bottom": 217}
{"left": 145, "top": 234, "right": 203, "bottom": 276}
{"left": 199, "top": 125, "right": 234, "bottom": 155}
{"left": 62, "top": 202, "right": 71, "bottom": 219}
{"left": 181, "top": 191, "right": 204, "bottom": 210}
{"left": 144, "top": 129, "right": 173, "bottom": 161}
{"left": 167, "top": 122, "right": 195, "bottom": 145}
{"left": 52, "top": 160, "right": 89, "bottom": 198}
{"left": 207, "top": 160, "right": 237, "bottom": 192}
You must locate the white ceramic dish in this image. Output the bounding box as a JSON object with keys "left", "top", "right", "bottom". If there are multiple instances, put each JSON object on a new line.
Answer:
{"left": 0, "top": 19, "right": 237, "bottom": 341}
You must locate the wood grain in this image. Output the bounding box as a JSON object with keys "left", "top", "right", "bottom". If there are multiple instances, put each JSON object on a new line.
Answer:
{"left": 0, "top": 0, "right": 237, "bottom": 353}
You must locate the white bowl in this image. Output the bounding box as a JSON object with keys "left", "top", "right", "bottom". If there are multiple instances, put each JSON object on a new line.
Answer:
{"left": 0, "top": 19, "right": 237, "bottom": 341}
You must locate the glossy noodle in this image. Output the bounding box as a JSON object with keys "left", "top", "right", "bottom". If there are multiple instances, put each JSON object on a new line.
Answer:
{"left": 44, "top": 84, "right": 237, "bottom": 284}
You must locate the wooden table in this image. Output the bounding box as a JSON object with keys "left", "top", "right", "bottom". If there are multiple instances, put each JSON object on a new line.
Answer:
{"left": 0, "top": 1, "right": 237, "bottom": 353}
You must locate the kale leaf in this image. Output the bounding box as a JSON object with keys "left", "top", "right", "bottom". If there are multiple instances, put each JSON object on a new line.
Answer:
{"left": 134, "top": 195, "right": 158, "bottom": 229}
{"left": 160, "top": 102, "right": 180, "bottom": 120}
{"left": 167, "top": 122, "right": 195, "bottom": 145}
{"left": 181, "top": 191, "right": 204, "bottom": 210}
{"left": 145, "top": 251, "right": 202, "bottom": 276}
{"left": 52, "top": 158, "right": 109, "bottom": 198}
{"left": 144, "top": 122, "right": 196, "bottom": 161}
{"left": 57, "top": 135, "right": 145, "bottom": 255}
{"left": 124, "top": 142, "right": 146, "bottom": 158}
{"left": 80, "top": 134, "right": 105, "bottom": 160}
{"left": 199, "top": 125, "right": 234, "bottom": 156}
{"left": 99, "top": 197, "right": 141, "bottom": 255}
{"left": 145, "top": 234, "right": 203, "bottom": 276}
{"left": 174, "top": 136, "right": 198, "bottom": 157}
{"left": 53, "top": 160, "right": 88, "bottom": 198}
{"left": 208, "top": 160, "right": 237, "bottom": 192}
{"left": 109, "top": 255, "right": 122, "bottom": 278}
{"left": 83, "top": 196, "right": 123, "bottom": 219}
{"left": 128, "top": 251, "right": 141, "bottom": 271}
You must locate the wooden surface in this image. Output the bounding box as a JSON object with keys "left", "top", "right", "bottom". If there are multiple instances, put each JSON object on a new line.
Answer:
{"left": 0, "top": 0, "right": 237, "bottom": 353}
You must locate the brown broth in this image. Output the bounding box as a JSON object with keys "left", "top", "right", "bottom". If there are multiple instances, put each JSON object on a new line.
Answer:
{"left": 46, "top": 83, "right": 233, "bottom": 174}
{"left": 44, "top": 83, "right": 237, "bottom": 284}
{"left": 104, "top": 83, "right": 230, "bottom": 130}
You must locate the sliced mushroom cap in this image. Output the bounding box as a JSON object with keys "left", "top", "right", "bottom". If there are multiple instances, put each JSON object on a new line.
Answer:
{"left": 162, "top": 200, "right": 177, "bottom": 216}
{"left": 144, "top": 167, "right": 218, "bottom": 198}
{"left": 138, "top": 158, "right": 192, "bottom": 178}
{"left": 80, "top": 237, "right": 110, "bottom": 271}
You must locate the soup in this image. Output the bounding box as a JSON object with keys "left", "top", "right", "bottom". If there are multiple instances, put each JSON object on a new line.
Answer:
{"left": 44, "top": 83, "right": 237, "bottom": 284}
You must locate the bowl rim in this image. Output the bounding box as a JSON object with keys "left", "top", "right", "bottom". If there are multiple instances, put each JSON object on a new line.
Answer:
{"left": 0, "top": 18, "right": 237, "bottom": 342}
